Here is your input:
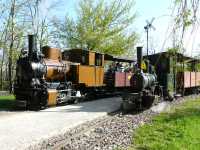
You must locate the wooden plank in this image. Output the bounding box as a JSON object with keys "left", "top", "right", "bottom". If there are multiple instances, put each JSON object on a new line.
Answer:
{"left": 115, "top": 72, "right": 126, "bottom": 87}
{"left": 89, "top": 52, "right": 95, "bottom": 66}
{"left": 78, "top": 65, "right": 104, "bottom": 87}
{"left": 191, "top": 72, "right": 196, "bottom": 87}
{"left": 47, "top": 89, "right": 57, "bottom": 106}
{"left": 196, "top": 72, "right": 200, "bottom": 86}
{"left": 78, "top": 65, "right": 95, "bottom": 86}
{"left": 184, "top": 72, "right": 191, "bottom": 88}
{"left": 95, "top": 67, "right": 104, "bottom": 86}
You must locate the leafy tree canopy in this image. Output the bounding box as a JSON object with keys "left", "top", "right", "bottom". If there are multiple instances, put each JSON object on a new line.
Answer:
{"left": 55, "top": 0, "right": 138, "bottom": 55}
{"left": 173, "top": 0, "right": 199, "bottom": 45}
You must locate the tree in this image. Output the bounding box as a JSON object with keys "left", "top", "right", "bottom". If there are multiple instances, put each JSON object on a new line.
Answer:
{"left": 54, "top": 0, "right": 138, "bottom": 55}
{"left": 1, "top": 0, "right": 31, "bottom": 92}
{"left": 172, "top": 0, "right": 199, "bottom": 50}
{"left": 0, "top": 0, "right": 24, "bottom": 92}
{"left": 23, "top": 0, "right": 57, "bottom": 50}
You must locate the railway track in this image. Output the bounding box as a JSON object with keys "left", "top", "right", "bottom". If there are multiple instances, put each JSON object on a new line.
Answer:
{"left": 45, "top": 107, "right": 155, "bottom": 150}
{"left": 47, "top": 100, "right": 165, "bottom": 150}
{"left": 47, "top": 95, "right": 166, "bottom": 150}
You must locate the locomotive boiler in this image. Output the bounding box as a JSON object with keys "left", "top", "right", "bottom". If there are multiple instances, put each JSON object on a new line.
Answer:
{"left": 130, "top": 72, "right": 157, "bottom": 92}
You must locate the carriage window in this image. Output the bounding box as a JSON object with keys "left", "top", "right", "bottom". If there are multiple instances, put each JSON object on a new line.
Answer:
{"left": 82, "top": 55, "right": 86, "bottom": 64}
{"left": 95, "top": 54, "right": 102, "bottom": 66}
{"left": 81, "top": 52, "right": 89, "bottom": 65}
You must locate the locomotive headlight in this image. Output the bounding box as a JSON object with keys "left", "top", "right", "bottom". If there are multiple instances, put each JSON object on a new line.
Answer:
{"left": 128, "top": 75, "right": 132, "bottom": 80}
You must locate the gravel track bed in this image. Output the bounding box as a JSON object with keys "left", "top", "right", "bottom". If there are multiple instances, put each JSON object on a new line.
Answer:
{"left": 27, "top": 96, "right": 196, "bottom": 150}
{"left": 27, "top": 110, "right": 157, "bottom": 150}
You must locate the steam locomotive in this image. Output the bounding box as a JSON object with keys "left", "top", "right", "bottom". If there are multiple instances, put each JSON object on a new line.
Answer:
{"left": 14, "top": 35, "right": 79, "bottom": 109}
{"left": 14, "top": 35, "right": 162, "bottom": 110}
{"left": 122, "top": 47, "right": 162, "bottom": 111}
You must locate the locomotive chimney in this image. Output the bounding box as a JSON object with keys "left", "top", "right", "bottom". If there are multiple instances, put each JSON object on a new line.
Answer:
{"left": 137, "top": 47, "right": 142, "bottom": 70}
{"left": 28, "top": 34, "right": 37, "bottom": 58}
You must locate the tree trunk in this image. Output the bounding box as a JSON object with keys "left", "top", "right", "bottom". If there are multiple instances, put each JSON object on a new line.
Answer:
{"left": 8, "top": 0, "right": 15, "bottom": 93}
{"left": 0, "top": 50, "right": 5, "bottom": 90}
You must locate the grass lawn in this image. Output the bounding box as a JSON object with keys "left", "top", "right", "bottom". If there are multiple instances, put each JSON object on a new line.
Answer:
{"left": 0, "top": 95, "right": 15, "bottom": 110}
{"left": 130, "top": 98, "right": 200, "bottom": 150}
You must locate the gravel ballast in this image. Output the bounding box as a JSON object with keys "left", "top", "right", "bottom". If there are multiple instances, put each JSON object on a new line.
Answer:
{"left": 28, "top": 110, "right": 157, "bottom": 150}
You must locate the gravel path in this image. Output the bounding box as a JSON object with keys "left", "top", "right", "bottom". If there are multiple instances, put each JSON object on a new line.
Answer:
{"left": 0, "top": 97, "right": 122, "bottom": 150}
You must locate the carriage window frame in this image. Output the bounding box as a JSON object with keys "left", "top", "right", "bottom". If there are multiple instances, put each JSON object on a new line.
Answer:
{"left": 95, "top": 53, "right": 103, "bottom": 66}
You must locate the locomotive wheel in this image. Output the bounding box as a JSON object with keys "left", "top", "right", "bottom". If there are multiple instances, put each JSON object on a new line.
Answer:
{"left": 28, "top": 100, "right": 40, "bottom": 110}
{"left": 29, "top": 99, "right": 41, "bottom": 110}
{"left": 122, "top": 100, "right": 137, "bottom": 112}
{"left": 28, "top": 91, "right": 47, "bottom": 111}
{"left": 122, "top": 93, "right": 143, "bottom": 112}
{"left": 67, "top": 98, "right": 79, "bottom": 104}
{"left": 142, "top": 95, "right": 155, "bottom": 109}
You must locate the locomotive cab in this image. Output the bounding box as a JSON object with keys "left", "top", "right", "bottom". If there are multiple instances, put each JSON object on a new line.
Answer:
{"left": 62, "top": 49, "right": 105, "bottom": 88}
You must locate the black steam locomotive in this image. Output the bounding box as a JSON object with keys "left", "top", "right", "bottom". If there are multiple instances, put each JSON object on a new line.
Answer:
{"left": 122, "top": 47, "right": 163, "bottom": 111}
{"left": 14, "top": 35, "right": 79, "bottom": 110}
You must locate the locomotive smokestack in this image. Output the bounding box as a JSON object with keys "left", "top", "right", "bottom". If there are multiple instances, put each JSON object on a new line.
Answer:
{"left": 137, "top": 47, "right": 142, "bottom": 70}
{"left": 28, "top": 34, "right": 37, "bottom": 58}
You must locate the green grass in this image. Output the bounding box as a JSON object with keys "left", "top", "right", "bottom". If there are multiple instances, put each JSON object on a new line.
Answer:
{"left": 0, "top": 95, "right": 15, "bottom": 110}
{"left": 130, "top": 98, "right": 200, "bottom": 150}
